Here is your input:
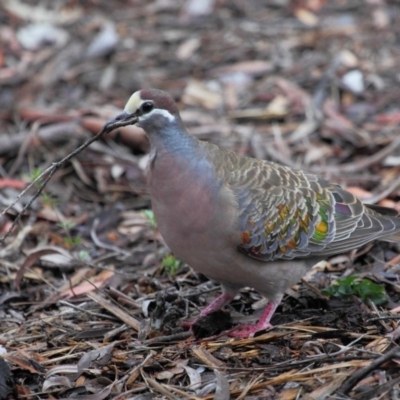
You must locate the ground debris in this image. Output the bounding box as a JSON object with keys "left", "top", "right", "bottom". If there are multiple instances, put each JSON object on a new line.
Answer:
{"left": 1, "top": 1, "right": 400, "bottom": 398}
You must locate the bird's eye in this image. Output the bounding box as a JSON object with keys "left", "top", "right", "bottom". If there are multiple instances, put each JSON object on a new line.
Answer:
{"left": 141, "top": 102, "right": 154, "bottom": 114}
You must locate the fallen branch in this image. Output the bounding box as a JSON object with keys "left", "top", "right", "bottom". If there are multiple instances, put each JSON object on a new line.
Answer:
{"left": 340, "top": 347, "right": 400, "bottom": 395}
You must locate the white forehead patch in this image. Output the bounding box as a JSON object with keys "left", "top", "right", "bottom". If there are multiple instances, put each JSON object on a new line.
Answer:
{"left": 124, "top": 91, "right": 142, "bottom": 114}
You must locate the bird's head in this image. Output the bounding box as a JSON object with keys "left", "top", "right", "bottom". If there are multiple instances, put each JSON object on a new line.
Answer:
{"left": 106, "top": 89, "right": 181, "bottom": 132}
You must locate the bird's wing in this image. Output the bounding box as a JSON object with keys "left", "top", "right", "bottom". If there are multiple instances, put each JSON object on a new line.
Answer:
{"left": 211, "top": 146, "right": 400, "bottom": 261}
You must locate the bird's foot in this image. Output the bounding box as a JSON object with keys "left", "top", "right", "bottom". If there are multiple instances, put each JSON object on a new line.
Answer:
{"left": 182, "top": 292, "right": 235, "bottom": 331}
{"left": 181, "top": 319, "right": 199, "bottom": 330}
{"left": 227, "top": 323, "right": 273, "bottom": 338}
{"left": 227, "top": 299, "right": 280, "bottom": 338}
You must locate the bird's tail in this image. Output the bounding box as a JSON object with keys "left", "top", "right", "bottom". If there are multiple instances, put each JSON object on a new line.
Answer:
{"left": 382, "top": 232, "right": 400, "bottom": 243}
{"left": 365, "top": 203, "right": 400, "bottom": 243}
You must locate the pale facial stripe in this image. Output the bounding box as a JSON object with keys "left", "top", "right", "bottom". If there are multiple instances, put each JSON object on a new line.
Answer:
{"left": 140, "top": 108, "right": 175, "bottom": 122}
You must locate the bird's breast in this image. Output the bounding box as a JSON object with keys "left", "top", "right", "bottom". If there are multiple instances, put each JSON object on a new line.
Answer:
{"left": 147, "top": 151, "right": 239, "bottom": 266}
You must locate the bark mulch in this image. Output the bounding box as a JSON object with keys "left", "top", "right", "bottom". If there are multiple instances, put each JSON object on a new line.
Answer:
{"left": 1, "top": 1, "right": 400, "bottom": 398}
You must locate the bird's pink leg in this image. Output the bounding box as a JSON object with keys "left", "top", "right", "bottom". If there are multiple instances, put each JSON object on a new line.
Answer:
{"left": 228, "top": 296, "right": 282, "bottom": 338}
{"left": 198, "top": 292, "right": 234, "bottom": 318}
{"left": 182, "top": 292, "right": 234, "bottom": 329}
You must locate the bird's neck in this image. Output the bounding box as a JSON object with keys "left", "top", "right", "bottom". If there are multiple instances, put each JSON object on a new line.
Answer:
{"left": 146, "top": 120, "right": 200, "bottom": 160}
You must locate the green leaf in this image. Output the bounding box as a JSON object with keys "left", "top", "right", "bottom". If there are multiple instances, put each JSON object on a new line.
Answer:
{"left": 78, "top": 250, "right": 90, "bottom": 261}
{"left": 322, "top": 275, "right": 386, "bottom": 305}
{"left": 162, "top": 254, "right": 181, "bottom": 276}
{"left": 143, "top": 209, "right": 157, "bottom": 230}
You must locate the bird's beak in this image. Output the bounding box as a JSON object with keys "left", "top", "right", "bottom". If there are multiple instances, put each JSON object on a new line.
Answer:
{"left": 105, "top": 111, "right": 139, "bottom": 131}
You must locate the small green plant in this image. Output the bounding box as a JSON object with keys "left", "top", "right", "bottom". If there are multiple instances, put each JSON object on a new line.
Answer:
{"left": 40, "top": 192, "right": 59, "bottom": 208}
{"left": 57, "top": 220, "right": 77, "bottom": 231}
{"left": 58, "top": 219, "right": 82, "bottom": 249}
{"left": 24, "top": 168, "right": 59, "bottom": 207}
{"left": 162, "top": 254, "right": 181, "bottom": 276}
{"left": 143, "top": 209, "right": 157, "bottom": 229}
{"left": 322, "top": 275, "right": 386, "bottom": 305}
{"left": 64, "top": 236, "right": 82, "bottom": 248}
{"left": 24, "top": 168, "right": 43, "bottom": 187}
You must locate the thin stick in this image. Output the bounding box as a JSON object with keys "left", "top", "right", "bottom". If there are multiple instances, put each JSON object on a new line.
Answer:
{"left": 0, "top": 116, "right": 138, "bottom": 244}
